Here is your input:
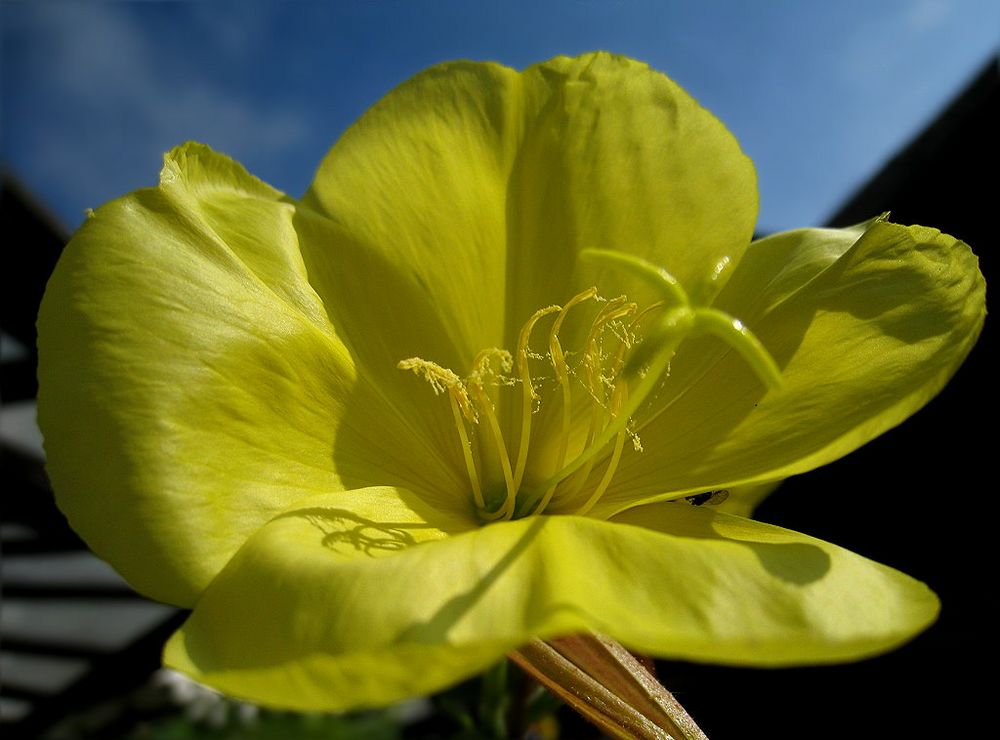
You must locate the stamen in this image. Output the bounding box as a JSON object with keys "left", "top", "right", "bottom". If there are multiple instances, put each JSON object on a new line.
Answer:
{"left": 400, "top": 251, "right": 782, "bottom": 523}
{"left": 449, "top": 393, "right": 485, "bottom": 510}
{"left": 469, "top": 347, "right": 514, "bottom": 383}
{"left": 534, "top": 298, "right": 643, "bottom": 517}
{"left": 525, "top": 305, "right": 695, "bottom": 505}
{"left": 468, "top": 349, "right": 517, "bottom": 519}
{"left": 550, "top": 288, "right": 599, "bottom": 448}
{"left": 535, "top": 288, "right": 599, "bottom": 515}
{"left": 523, "top": 250, "right": 783, "bottom": 514}
{"left": 398, "top": 357, "right": 484, "bottom": 508}
{"left": 397, "top": 357, "right": 476, "bottom": 420}
{"left": 558, "top": 296, "right": 636, "bottom": 501}
{"left": 574, "top": 382, "right": 629, "bottom": 516}
{"left": 513, "top": 305, "right": 561, "bottom": 494}
{"left": 581, "top": 296, "right": 635, "bottom": 400}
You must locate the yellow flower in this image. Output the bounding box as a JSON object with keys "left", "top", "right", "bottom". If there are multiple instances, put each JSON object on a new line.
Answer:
{"left": 37, "top": 53, "right": 984, "bottom": 711}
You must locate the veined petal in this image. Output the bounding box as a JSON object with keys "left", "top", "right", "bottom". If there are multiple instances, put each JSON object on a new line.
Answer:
{"left": 37, "top": 144, "right": 458, "bottom": 606}
{"left": 508, "top": 53, "right": 757, "bottom": 326}
{"left": 591, "top": 220, "right": 985, "bottom": 515}
{"left": 304, "top": 53, "right": 757, "bottom": 361}
{"left": 166, "top": 490, "right": 936, "bottom": 711}
{"left": 303, "top": 61, "right": 521, "bottom": 363}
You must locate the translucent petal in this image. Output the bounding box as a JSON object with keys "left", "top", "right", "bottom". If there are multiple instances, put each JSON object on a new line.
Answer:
{"left": 589, "top": 221, "right": 985, "bottom": 516}
{"left": 37, "top": 144, "right": 457, "bottom": 605}
{"left": 166, "top": 489, "right": 937, "bottom": 710}
{"left": 304, "top": 53, "right": 757, "bottom": 360}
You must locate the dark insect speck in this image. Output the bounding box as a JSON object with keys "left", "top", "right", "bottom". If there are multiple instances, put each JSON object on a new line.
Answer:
{"left": 685, "top": 490, "right": 730, "bottom": 506}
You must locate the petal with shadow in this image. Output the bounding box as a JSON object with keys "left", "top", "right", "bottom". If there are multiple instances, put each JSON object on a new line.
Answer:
{"left": 166, "top": 490, "right": 936, "bottom": 710}
{"left": 590, "top": 221, "right": 985, "bottom": 516}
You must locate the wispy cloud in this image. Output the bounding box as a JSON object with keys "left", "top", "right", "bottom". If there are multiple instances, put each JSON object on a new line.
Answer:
{"left": 3, "top": 2, "right": 310, "bottom": 225}
{"left": 905, "top": 0, "right": 953, "bottom": 33}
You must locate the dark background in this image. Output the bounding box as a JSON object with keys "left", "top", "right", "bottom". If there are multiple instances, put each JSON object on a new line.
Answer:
{"left": 661, "top": 58, "right": 997, "bottom": 739}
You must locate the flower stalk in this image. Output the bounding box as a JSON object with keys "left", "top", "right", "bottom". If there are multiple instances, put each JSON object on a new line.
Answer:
{"left": 510, "top": 634, "right": 709, "bottom": 740}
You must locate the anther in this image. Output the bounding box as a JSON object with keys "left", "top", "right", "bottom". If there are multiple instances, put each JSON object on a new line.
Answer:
{"left": 397, "top": 358, "right": 476, "bottom": 421}
{"left": 398, "top": 357, "right": 485, "bottom": 509}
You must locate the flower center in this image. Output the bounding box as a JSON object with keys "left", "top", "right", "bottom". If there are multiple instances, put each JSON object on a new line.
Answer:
{"left": 398, "top": 249, "right": 782, "bottom": 522}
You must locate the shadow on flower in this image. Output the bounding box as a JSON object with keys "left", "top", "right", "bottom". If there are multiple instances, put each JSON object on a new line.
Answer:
{"left": 290, "top": 205, "right": 478, "bottom": 507}
{"left": 613, "top": 503, "right": 831, "bottom": 586}
{"left": 289, "top": 507, "right": 433, "bottom": 556}
{"left": 396, "top": 518, "right": 547, "bottom": 644}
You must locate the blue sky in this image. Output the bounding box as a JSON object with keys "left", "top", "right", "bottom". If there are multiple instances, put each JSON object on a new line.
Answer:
{"left": 2, "top": 0, "right": 998, "bottom": 234}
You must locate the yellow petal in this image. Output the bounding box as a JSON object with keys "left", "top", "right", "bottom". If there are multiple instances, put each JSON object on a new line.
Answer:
{"left": 37, "top": 144, "right": 457, "bottom": 606}
{"left": 714, "top": 481, "right": 783, "bottom": 518}
{"left": 590, "top": 220, "right": 985, "bottom": 515}
{"left": 509, "top": 53, "right": 758, "bottom": 321}
{"left": 166, "top": 489, "right": 936, "bottom": 711}
{"left": 304, "top": 53, "right": 757, "bottom": 361}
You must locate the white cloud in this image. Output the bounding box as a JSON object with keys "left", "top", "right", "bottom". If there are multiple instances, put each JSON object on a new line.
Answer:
{"left": 5, "top": 2, "right": 310, "bottom": 223}
{"left": 905, "top": 0, "right": 953, "bottom": 33}
{"left": 22, "top": 1, "right": 307, "bottom": 148}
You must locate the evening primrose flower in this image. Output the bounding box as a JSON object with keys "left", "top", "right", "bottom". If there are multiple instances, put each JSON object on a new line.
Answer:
{"left": 37, "top": 53, "right": 984, "bottom": 712}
